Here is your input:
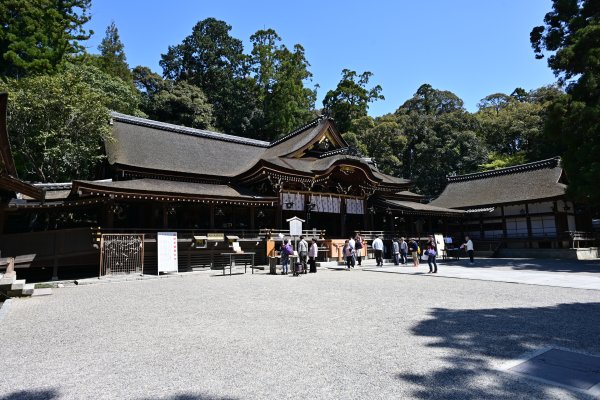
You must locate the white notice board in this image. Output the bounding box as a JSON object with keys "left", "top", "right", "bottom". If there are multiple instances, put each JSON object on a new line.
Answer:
{"left": 434, "top": 233, "right": 445, "bottom": 252}
{"left": 158, "top": 232, "right": 178, "bottom": 273}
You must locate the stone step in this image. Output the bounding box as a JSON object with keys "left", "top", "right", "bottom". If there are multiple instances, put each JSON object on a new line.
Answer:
{"left": 11, "top": 279, "right": 26, "bottom": 291}
{"left": 22, "top": 283, "right": 35, "bottom": 296}
{"left": 0, "top": 276, "right": 16, "bottom": 289}
{"left": 32, "top": 288, "right": 53, "bottom": 297}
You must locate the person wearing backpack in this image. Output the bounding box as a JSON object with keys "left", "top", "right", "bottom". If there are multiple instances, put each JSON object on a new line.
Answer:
{"left": 409, "top": 239, "right": 419, "bottom": 267}
{"left": 281, "top": 239, "right": 293, "bottom": 275}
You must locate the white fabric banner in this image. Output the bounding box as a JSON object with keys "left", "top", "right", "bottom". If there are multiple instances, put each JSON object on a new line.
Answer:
{"left": 310, "top": 194, "right": 341, "bottom": 213}
{"left": 281, "top": 192, "right": 305, "bottom": 211}
{"left": 346, "top": 198, "right": 365, "bottom": 215}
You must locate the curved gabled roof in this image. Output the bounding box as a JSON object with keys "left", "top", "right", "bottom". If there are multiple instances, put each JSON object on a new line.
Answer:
{"left": 430, "top": 157, "right": 566, "bottom": 209}
{"left": 107, "top": 114, "right": 267, "bottom": 178}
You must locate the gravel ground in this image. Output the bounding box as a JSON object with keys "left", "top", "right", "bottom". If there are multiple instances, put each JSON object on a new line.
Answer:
{"left": 1, "top": 268, "right": 599, "bottom": 400}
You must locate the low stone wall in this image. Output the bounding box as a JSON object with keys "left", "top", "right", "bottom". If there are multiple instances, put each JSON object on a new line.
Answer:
{"left": 497, "top": 247, "right": 599, "bottom": 260}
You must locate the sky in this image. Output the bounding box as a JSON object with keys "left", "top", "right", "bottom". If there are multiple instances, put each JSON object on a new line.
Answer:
{"left": 85, "top": 0, "right": 557, "bottom": 116}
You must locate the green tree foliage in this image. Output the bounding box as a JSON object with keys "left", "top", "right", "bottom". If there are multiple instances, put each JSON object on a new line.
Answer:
{"left": 250, "top": 29, "right": 317, "bottom": 139}
{"left": 476, "top": 86, "right": 564, "bottom": 164}
{"left": 322, "top": 69, "right": 384, "bottom": 133}
{"left": 0, "top": 0, "right": 92, "bottom": 79}
{"left": 395, "top": 85, "right": 487, "bottom": 196}
{"left": 96, "top": 21, "right": 131, "bottom": 84}
{"left": 145, "top": 81, "right": 214, "bottom": 129}
{"left": 480, "top": 152, "right": 527, "bottom": 170}
{"left": 399, "top": 83, "right": 464, "bottom": 115}
{"left": 0, "top": 72, "right": 111, "bottom": 182}
{"left": 69, "top": 62, "right": 142, "bottom": 115}
{"left": 132, "top": 65, "right": 213, "bottom": 128}
{"left": 160, "top": 18, "right": 259, "bottom": 135}
{"left": 361, "top": 117, "right": 407, "bottom": 176}
{"left": 531, "top": 0, "right": 600, "bottom": 205}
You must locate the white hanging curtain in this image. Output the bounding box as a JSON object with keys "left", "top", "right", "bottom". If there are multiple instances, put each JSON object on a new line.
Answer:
{"left": 281, "top": 192, "right": 305, "bottom": 211}
{"left": 310, "top": 194, "right": 341, "bottom": 214}
{"left": 346, "top": 198, "right": 365, "bottom": 215}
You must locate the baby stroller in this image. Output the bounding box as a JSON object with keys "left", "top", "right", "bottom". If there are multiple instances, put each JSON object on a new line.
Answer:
{"left": 293, "top": 262, "right": 304, "bottom": 276}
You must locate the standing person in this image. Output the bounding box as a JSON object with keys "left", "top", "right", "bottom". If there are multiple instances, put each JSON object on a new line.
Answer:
{"left": 409, "top": 238, "right": 419, "bottom": 267}
{"left": 427, "top": 245, "right": 438, "bottom": 273}
{"left": 298, "top": 235, "right": 308, "bottom": 274}
{"left": 354, "top": 232, "right": 364, "bottom": 266}
{"left": 462, "top": 236, "right": 475, "bottom": 264}
{"left": 392, "top": 238, "right": 400, "bottom": 265}
{"left": 281, "top": 239, "right": 292, "bottom": 275}
{"left": 399, "top": 237, "right": 408, "bottom": 265}
{"left": 348, "top": 235, "right": 356, "bottom": 268}
{"left": 308, "top": 238, "right": 318, "bottom": 273}
{"left": 343, "top": 240, "right": 354, "bottom": 270}
{"left": 427, "top": 235, "right": 437, "bottom": 251}
{"left": 372, "top": 235, "right": 384, "bottom": 267}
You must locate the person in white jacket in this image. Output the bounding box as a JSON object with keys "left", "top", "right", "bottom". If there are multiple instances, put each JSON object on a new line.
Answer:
{"left": 308, "top": 238, "right": 318, "bottom": 273}
{"left": 372, "top": 235, "right": 384, "bottom": 267}
{"left": 462, "top": 236, "right": 474, "bottom": 264}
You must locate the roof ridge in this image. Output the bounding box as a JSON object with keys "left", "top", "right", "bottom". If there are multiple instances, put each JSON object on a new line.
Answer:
{"left": 268, "top": 115, "right": 330, "bottom": 148}
{"left": 447, "top": 157, "right": 561, "bottom": 182}
{"left": 110, "top": 112, "right": 270, "bottom": 148}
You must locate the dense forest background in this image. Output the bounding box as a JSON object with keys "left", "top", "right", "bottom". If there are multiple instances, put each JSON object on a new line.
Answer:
{"left": 0, "top": 0, "right": 598, "bottom": 207}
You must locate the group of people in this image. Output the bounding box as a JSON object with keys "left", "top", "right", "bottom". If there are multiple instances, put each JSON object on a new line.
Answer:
{"left": 279, "top": 236, "right": 319, "bottom": 275}
{"left": 342, "top": 232, "right": 368, "bottom": 269}
{"left": 280, "top": 233, "right": 475, "bottom": 274}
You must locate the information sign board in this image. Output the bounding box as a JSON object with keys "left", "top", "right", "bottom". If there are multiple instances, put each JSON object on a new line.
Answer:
{"left": 158, "top": 232, "right": 178, "bottom": 273}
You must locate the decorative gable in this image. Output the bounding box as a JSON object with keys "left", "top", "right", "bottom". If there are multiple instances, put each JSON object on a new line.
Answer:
{"left": 291, "top": 124, "right": 347, "bottom": 159}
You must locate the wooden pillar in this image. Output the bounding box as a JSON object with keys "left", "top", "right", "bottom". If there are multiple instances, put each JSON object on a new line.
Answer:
{"left": 162, "top": 204, "right": 168, "bottom": 229}
{"left": 105, "top": 203, "right": 114, "bottom": 228}
{"left": 209, "top": 204, "right": 215, "bottom": 229}
{"left": 427, "top": 216, "right": 432, "bottom": 233}
{"left": 250, "top": 205, "right": 255, "bottom": 230}
{"left": 0, "top": 204, "right": 6, "bottom": 234}
{"left": 340, "top": 202, "right": 346, "bottom": 238}
{"left": 276, "top": 202, "right": 282, "bottom": 229}
{"left": 363, "top": 207, "right": 369, "bottom": 231}
{"left": 479, "top": 214, "right": 484, "bottom": 239}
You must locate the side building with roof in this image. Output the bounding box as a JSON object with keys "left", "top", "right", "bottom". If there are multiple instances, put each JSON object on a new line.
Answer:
{"left": 430, "top": 157, "right": 597, "bottom": 258}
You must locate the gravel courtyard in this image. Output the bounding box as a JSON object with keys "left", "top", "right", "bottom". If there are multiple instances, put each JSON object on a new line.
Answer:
{"left": 1, "top": 267, "right": 599, "bottom": 400}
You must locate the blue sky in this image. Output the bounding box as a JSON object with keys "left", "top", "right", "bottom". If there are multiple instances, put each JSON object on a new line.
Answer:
{"left": 85, "top": 0, "right": 557, "bottom": 115}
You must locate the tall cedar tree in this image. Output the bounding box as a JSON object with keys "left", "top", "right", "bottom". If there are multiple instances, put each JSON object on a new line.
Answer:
{"left": 0, "top": 0, "right": 92, "bottom": 79}
{"left": 323, "top": 69, "right": 384, "bottom": 134}
{"left": 160, "top": 18, "right": 259, "bottom": 135}
{"left": 97, "top": 21, "right": 131, "bottom": 84}
{"left": 531, "top": 0, "right": 600, "bottom": 206}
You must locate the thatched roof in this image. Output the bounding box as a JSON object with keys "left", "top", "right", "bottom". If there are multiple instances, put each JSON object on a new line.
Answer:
{"left": 430, "top": 157, "right": 566, "bottom": 209}
{"left": 108, "top": 113, "right": 268, "bottom": 178}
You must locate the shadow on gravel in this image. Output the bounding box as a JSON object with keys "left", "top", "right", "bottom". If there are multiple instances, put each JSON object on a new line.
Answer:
{"left": 0, "top": 389, "right": 59, "bottom": 400}
{"left": 450, "top": 258, "right": 600, "bottom": 274}
{"left": 139, "top": 394, "right": 239, "bottom": 400}
{"left": 396, "top": 302, "right": 600, "bottom": 399}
